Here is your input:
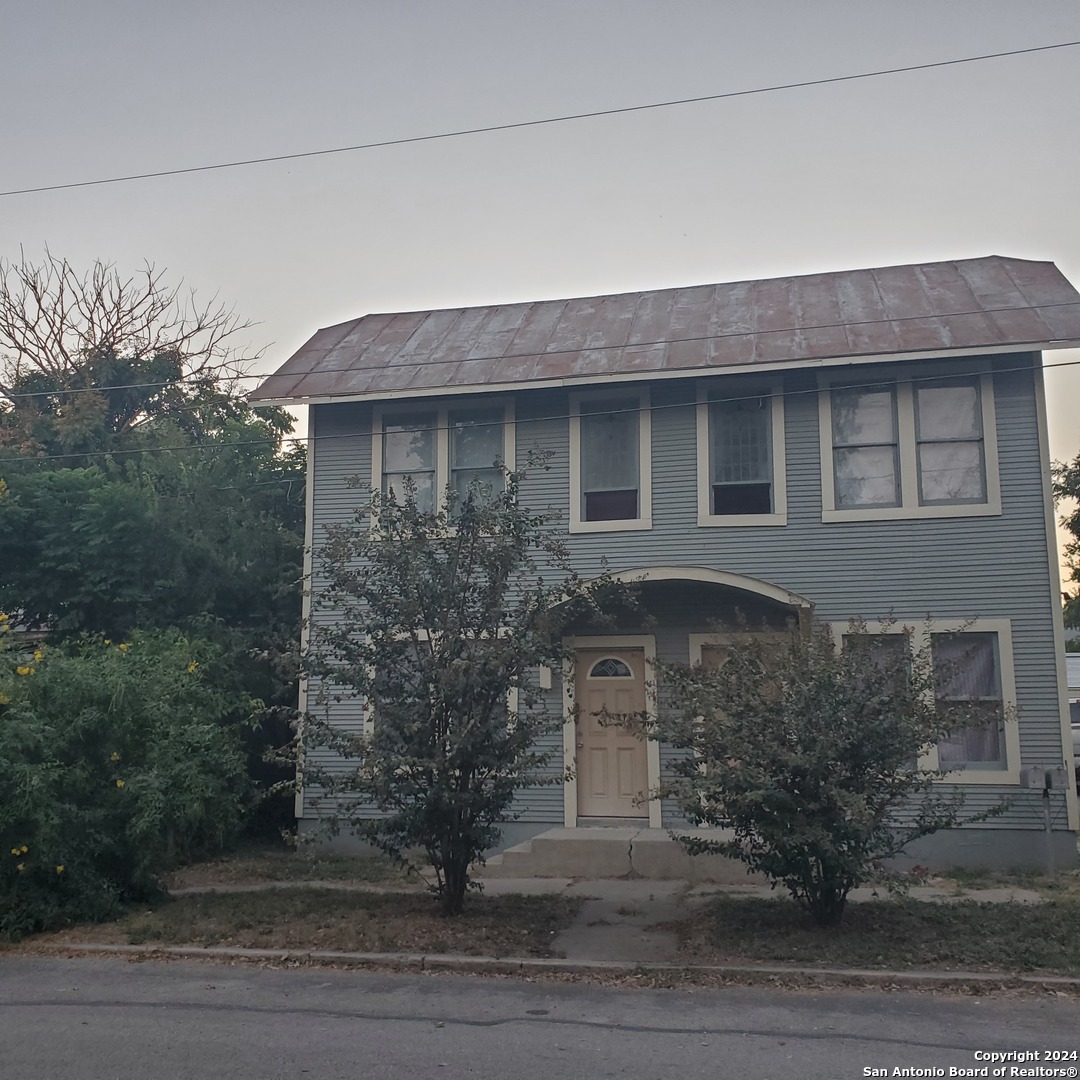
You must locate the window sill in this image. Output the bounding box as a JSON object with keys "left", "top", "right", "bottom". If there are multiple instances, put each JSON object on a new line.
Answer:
{"left": 822, "top": 499, "right": 1001, "bottom": 523}
{"left": 568, "top": 517, "right": 653, "bottom": 534}
{"left": 697, "top": 513, "right": 787, "bottom": 528}
{"left": 935, "top": 766, "right": 1019, "bottom": 786}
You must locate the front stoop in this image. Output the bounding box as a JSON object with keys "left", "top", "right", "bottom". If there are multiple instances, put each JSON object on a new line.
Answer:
{"left": 478, "top": 827, "right": 762, "bottom": 884}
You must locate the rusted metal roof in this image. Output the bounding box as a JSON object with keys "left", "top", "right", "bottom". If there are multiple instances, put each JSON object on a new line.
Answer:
{"left": 249, "top": 256, "right": 1080, "bottom": 404}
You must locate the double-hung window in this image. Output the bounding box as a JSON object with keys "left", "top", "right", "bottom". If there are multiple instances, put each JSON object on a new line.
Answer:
{"left": 831, "top": 618, "right": 1018, "bottom": 783}
{"left": 570, "top": 390, "right": 651, "bottom": 532}
{"left": 381, "top": 413, "right": 437, "bottom": 512}
{"left": 915, "top": 380, "right": 987, "bottom": 504}
{"left": 449, "top": 408, "right": 505, "bottom": 507}
{"left": 932, "top": 632, "right": 1005, "bottom": 769}
{"left": 831, "top": 385, "right": 900, "bottom": 508}
{"left": 820, "top": 369, "right": 999, "bottom": 521}
{"left": 697, "top": 379, "right": 786, "bottom": 525}
{"left": 373, "top": 400, "right": 514, "bottom": 514}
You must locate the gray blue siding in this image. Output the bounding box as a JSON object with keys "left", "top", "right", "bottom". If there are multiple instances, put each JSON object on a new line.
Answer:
{"left": 304, "top": 353, "right": 1073, "bottom": 839}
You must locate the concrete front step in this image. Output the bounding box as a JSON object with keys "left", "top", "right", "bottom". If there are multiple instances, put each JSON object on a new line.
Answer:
{"left": 479, "top": 827, "right": 762, "bottom": 884}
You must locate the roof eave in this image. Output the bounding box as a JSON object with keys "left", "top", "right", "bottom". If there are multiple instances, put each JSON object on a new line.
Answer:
{"left": 247, "top": 339, "right": 1076, "bottom": 408}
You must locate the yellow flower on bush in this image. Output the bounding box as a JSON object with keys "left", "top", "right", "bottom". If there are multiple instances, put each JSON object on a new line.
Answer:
{"left": 56, "top": 865, "right": 64, "bottom": 874}
{"left": 33, "top": 649, "right": 43, "bottom": 662}
{"left": 118, "top": 643, "right": 129, "bottom": 652}
{"left": 104, "top": 639, "right": 111, "bottom": 645}
{"left": 0, "top": 692, "right": 9, "bottom": 705}
{"left": 16, "top": 665, "right": 33, "bottom": 676}
{"left": 0, "top": 612, "right": 8, "bottom": 622}
{"left": 116, "top": 779, "right": 125, "bottom": 788}
{"left": 20, "top": 845, "right": 27, "bottom": 854}
{"left": 110, "top": 752, "right": 120, "bottom": 762}
{"left": 187, "top": 660, "right": 199, "bottom": 673}
{"left": 10, "top": 847, "right": 20, "bottom": 856}
{"left": 16, "top": 863, "right": 24, "bottom": 873}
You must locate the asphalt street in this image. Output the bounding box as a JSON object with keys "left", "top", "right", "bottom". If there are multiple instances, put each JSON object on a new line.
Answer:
{"left": 2, "top": 956, "right": 1077, "bottom": 1080}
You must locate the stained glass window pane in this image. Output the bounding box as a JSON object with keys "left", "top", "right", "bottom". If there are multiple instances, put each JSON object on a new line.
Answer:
{"left": 589, "top": 658, "right": 633, "bottom": 678}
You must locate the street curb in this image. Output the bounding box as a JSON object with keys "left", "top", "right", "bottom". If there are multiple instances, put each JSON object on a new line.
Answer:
{"left": 28, "top": 941, "right": 1080, "bottom": 991}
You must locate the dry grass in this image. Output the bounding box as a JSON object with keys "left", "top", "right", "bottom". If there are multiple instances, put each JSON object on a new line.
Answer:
{"left": 670, "top": 894, "right": 1080, "bottom": 976}
{"left": 30, "top": 888, "right": 582, "bottom": 958}
{"left": 165, "top": 848, "right": 420, "bottom": 890}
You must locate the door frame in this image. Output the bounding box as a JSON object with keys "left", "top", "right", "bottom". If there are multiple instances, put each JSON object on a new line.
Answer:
{"left": 562, "top": 634, "right": 661, "bottom": 829}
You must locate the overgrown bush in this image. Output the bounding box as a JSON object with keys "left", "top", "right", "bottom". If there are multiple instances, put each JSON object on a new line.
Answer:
{"left": 654, "top": 620, "right": 1008, "bottom": 926}
{"left": 0, "top": 623, "right": 256, "bottom": 938}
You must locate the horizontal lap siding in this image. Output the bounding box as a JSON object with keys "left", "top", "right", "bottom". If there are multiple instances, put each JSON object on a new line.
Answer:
{"left": 306, "top": 353, "right": 1070, "bottom": 831}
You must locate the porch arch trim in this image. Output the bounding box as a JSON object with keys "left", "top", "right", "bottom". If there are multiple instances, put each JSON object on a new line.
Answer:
{"left": 604, "top": 565, "right": 813, "bottom": 611}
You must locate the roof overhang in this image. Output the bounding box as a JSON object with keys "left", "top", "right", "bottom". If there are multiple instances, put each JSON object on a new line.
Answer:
{"left": 250, "top": 340, "right": 1075, "bottom": 408}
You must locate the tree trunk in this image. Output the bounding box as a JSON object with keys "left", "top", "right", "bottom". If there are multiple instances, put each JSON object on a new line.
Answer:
{"left": 441, "top": 857, "right": 470, "bottom": 916}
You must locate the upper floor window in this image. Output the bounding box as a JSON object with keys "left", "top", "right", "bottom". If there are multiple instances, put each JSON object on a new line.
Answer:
{"left": 372, "top": 400, "right": 514, "bottom": 515}
{"left": 449, "top": 408, "right": 505, "bottom": 506}
{"left": 697, "top": 379, "right": 787, "bottom": 526}
{"left": 831, "top": 385, "right": 900, "bottom": 508}
{"left": 819, "top": 370, "right": 1000, "bottom": 522}
{"left": 915, "top": 381, "right": 986, "bottom": 505}
{"left": 382, "top": 413, "right": 437, "bottom": 512}
{"left": 569, "top": 390, "right": 652, "bottom": 533}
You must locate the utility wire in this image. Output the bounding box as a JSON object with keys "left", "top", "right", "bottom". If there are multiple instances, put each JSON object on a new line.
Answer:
{"left": 5, "top": 353, "right": 1080, "bottom": 466}
{"left": 5, "top": 300, "right": 1079, "bottom": 401}
{"left": 2, "top": 40, "right": 1077, "bottom": 198}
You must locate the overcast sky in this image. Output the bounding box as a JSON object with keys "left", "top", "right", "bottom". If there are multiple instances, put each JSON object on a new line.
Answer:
{"left": 3, "top": 0, "right": 1079, "bottom": 560}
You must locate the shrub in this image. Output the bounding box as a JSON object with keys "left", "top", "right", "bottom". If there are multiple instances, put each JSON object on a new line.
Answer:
{"left": 0, "top": 624, "right": 255, "bottom": 938}
{"left": 653, "top": 620, "right": 1007, "bottom": 926}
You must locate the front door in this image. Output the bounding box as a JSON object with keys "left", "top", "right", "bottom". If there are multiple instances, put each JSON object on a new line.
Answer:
{"left": 575, "top": 648, "right": 648, "bottom": 818}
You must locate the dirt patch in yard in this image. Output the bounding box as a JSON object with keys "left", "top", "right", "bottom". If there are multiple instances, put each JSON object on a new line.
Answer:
{"left": 27, "top": 888, "right": 583, "bottom": 958}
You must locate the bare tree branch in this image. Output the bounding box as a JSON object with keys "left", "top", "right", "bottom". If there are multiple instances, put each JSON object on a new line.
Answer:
{"left": 0, "top": 248, "right": 263, "bottom": 399}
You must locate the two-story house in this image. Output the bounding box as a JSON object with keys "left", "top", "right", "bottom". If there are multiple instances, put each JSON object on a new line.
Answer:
{"left": 251, "top": 256, "right": 1080, "bottom": 872}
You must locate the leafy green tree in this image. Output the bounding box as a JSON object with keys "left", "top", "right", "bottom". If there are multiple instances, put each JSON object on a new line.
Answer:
{"left": 0, "top": 252, "right": 306, "bottom": 833}
{"left": 0, "top": 626, "right": 255, "bottom": 938}
{"left": 652, "top": 622, "right": 1006, "bottom": 926}
{"left": 1053, "top": 453, "right": 1080, "bottom": 642}
{"left": 306, "top": 470, "right": 628, "bottom": 915}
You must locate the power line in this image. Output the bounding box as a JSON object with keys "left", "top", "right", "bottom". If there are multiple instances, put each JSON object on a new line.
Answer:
{"left": 5, "top": 299, "right": 1079, "bottom": 402}
{"left": 5, "top": 353, "right": 1079, "bottom": 466}
{"left": 2, "top": 40, "right": 1077, "bottom": 199}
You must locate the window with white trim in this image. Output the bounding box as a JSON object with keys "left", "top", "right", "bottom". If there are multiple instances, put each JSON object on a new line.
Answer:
{"left": 449, "top": 407, "right": 505, "bottom": 507}
{"left": 381, "top": 412, "right": 437, "bottom": 512}
{"left": 820, "top": 370, "right": 999, "bottom": 521}
{"left": 569, "top": 390, "right": 651, "bottom": 532}
{"left": 915, "top": 380, "right": 987, "bottom": 505}
{"left": 932, "top": 632, "right": 1005, "bottom": 769}
{"left": 372, "top": 401, "right": 514, "bottom": 514}
{"left": 831, "top": 385, "right": 900, "bottom": 508}
{"left": 832, "top": 619, "right": 1018, "bottom": 783}
{"left": 697, "top": 380, "right": 787, "bottom": 525}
